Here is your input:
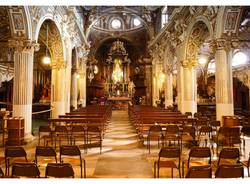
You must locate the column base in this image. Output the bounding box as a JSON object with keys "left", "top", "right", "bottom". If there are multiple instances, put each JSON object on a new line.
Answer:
{"left": 70, "top": 100, "right": 78, "bottom": 110}
{"left": 181, "top": 100, "right": 197, "bottom": 115}
{"left": 13, "top": 104, "right": 32, "bottom": 135}
{"left": 24, "top": 133, "right": 35, "bottom": 143}
{"left": 165, "top": 100, "right": 173, "bottom": 108}
{"left": 216, "top": 103, "right": 234, "bottom": 125}
{"left": 51, "top": 101, "right": 65, "bottom": 118}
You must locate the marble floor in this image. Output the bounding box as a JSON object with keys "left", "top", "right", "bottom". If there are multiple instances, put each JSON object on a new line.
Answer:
{"left": 0, "top": 110, "right": 250, "bottom": 178}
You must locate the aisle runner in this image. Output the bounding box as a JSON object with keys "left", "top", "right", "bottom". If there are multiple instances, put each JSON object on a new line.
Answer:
{"left": 93, "top": 110, "right": 153, "bottom": 178}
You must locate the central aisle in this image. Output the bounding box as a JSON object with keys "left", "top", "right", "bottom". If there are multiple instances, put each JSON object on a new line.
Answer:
{"left": 92, "top": 110, "right": 153, "bottom": 178}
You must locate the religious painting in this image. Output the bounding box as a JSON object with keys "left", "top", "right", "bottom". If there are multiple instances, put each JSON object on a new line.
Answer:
{"left": 224, "top": 9, "right": 241, "bottom": 33}
{"left": 12, "top": 13, "right": 25, "bottom": 30}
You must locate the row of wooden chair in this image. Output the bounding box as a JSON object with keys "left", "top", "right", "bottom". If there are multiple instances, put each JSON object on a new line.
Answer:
{"left": 4, "top": 145, "right": 86, "bottom": 178}
{"left": 153, "top": 147, "right": 250, "bottom": 178}
{"left": 1, "top": 162, "right": 75, "bottom": 178}
{"left": 39, "top": 125, "right": 102, "bottom": 154}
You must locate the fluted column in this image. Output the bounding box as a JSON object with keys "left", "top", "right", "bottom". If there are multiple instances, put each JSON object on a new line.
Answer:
{"left": 182, "top": 63, "right": 197, "bottom": 114}
{"left": 70, "top": 70, "right": 78, "bottom": 109}
{"left": 51, "top": 64, "right": 66, "bottom": 118}
{"left": 79, "top": 59, "right": 87, "bottom": 107}
{"left": 9, "top": 39, "right": 39, "bottom": 136}
{"left": 165, "top": 70, "right": 173, "bottom": 108}
{"left": 214, "top": 38, "right": 234, "bottom": 123}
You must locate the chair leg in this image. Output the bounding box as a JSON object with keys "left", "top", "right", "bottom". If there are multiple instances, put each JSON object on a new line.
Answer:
{"left": 84, "top": 159, "right": 86, "bottom": 178}
{"left": 171, "top": 168, "right": 173, "bottom": 178}
{"left": 154, "top": 162, "right": 156, "bottom": 178}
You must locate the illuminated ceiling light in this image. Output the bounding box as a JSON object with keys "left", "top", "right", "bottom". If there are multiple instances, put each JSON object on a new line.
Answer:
{"left": 232, "top": 51, "right": 248, "bottom": 67}
{"left": 198, "top": 57, "right": 207, "bottom": 65}
{"left": 42, "top": 23, "right": 51, "bottom": 65}
{"left": 76, "top": 74, "right": 80, "bottom": 79}
{"left": 42, "top": 56, "right": 51, "bottom": 65}
{"left": 133, "top": 18, "right": 141, "bottom": 26}
{"left": 173, "top": 70, "right": 178, "bottom": 74}
{"left": 111, "top": 19, "right": 121, "bottom": 29}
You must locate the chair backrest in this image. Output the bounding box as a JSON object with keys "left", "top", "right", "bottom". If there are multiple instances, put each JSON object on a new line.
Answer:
{"left": 55, "top": 125, "right": 68, "bottom": 133}
{"left": 182, "top": 126, "right": 195, "bottom": 139}
{"left": 149, "top": 125, "right": 162, "bottom": 137}
{"left": 185, "top": 112, "right": 192, "bottom": 117}
{"left": 60, "top": 145, "right": 81, "bottom": 156}
{"left": 199, "top": 126, "right": 212, "bottom": 133}
{"left": 35, "top": 146, "right": 57, "bottom": 163}
{"left": 218, "top": 148, "right": 240, "bottom": 165}
{"left": 158, "top": 147, "right": 181, "bottom": 159}
{"left": 87, "top": 126, "right": 100, "bottom": 133}
{"left": 215, "top": 164, "right": 244, "bottom": 178}
{"left": 5, "top": 146, "right": 27, "bottom": 159}
{"left": 39, "top": 125, "right": 51, "bottom": 133}
{"left": 188, "top": 147, "right": 211, "bottom": 168}
{"left": 11, "top": 162, "right": 40, "bottom": 178}
{"left": 185, "top": 165, "right": 212, "bottom": 178}
{"left": 210, "top": 120, "right": 220, "bottom": 128}
{"left": 45, "top": 163, "right": 74, "bottom": 178}
{"left": 165, "top": 125, "right": 179, "bottom": 134}
{"left": 71, "top": 125, "right": 85, "bottom": 133}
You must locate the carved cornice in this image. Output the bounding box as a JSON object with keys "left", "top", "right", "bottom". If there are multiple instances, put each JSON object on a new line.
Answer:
{"left": 8, "top": 39, "right": 39, "bottom": 52}
{"left": 209, "top": 36, "right": 239, "bottom": 52}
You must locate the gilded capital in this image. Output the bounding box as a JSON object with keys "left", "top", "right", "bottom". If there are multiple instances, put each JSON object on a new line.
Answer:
{"left": 181, "top": 59, "right": 197, "bottom": 68}
{"left": 8, "top": 39, "right": 39, "bottom": 52}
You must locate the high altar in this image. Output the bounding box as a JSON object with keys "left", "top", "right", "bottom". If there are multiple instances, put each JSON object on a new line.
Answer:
{"left": 103, "top": 40, "right": 135, "bottom": 109}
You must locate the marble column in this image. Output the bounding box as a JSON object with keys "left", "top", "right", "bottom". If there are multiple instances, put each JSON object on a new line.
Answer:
{"left": 51, "top": 65, "right": 66, "bottom": 118}
{"left": 71, "top": 70, "right": 78, "bottom": 109}
{"left": 214, "top": 39, "right": 234, "bottom": 124}
{"left": 79, "top": 60, "right": 87, "bottom": 107}
{"left": 165, "top": 71, "right": 173, "bottom": 108}
{"left": 182, "top": 64, "right": 197, "bottom": 115}
{"left": 9, "top": 39, "right": 39, "bottom": 136}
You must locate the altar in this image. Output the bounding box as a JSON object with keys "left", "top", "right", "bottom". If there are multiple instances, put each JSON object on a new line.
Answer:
{"left": 107, "top": 97, "right": 132, "bottom": 110}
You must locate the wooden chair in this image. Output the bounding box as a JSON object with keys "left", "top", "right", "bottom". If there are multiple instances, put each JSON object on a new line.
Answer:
{"left": 147, "top": 125, "right": 164, "bottom": 154}
{"left": 87, "top": 126, "right": 102, "bottom": 154}
{"left": 164, "top": 125, "right": 180, "bottom": 147}
{"left": 185, "top": 165, "right": 212, "bottom": 178}
{"left": 70, "top": 125, "right": 86, "bottom": 153}
{"left": 45, "top": 163, "right": 74, "bottom": 178}
{"left": 5, "top": 146, "right": 28, "bottom": 176}
{"left": 180, "top": 126, "right": 197, "bottom": 150}
{"left": 216, "top": 148, "right": 240, "bottom": 166}
{"left": 54, "top": 125, "right": 70, "bottom": 148}
{"left": 38, "top": 125, "right": 53, "bottom": 146}
{"left": 11, "top": 162, "right": 40, "bottom": 178}
{"left": 154, "top": 147, "right": 181, "bottom": 178}
{"left": 35, "top": 146, "right": 57, "bottom": 167}
{"left": 198, "top": 125, "right": 212, "bottom": 147}
{"left": 186, "top": 147, "right": 211, "bottom": 169}
{"left": 60, "top": 145, "right": 86, "bottom": 178}
{"left": 215, "top": 164, "right": 244, "bottom": 178}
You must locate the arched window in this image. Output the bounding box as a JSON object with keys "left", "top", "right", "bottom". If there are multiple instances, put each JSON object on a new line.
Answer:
{"left": 111, "top": 19, "right": 122, "bottom": 29}
{"left": 133, "top": 18, "right": 141, "bottom": 27}
{"left": 232, "top": 51, "right": 248, "bottom": 67}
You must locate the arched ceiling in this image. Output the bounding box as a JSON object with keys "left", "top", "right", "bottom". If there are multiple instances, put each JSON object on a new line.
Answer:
{"left": 80, "top": 6, "right": 162, "bottom": 64}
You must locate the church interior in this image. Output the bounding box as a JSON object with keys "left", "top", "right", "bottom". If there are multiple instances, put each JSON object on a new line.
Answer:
{"left": 0, "top": 5, "right": 250, "bottom": 179}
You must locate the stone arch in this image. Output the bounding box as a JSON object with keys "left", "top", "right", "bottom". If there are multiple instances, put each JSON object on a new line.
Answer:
{"left": 184, "top": 18, "right": 213, "bottom": 64}
{"left": 36, "top": 18, "right": 65, "bottom": 67}
{"left": 34, "top": 14, "right": 66, "bottom": 63}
